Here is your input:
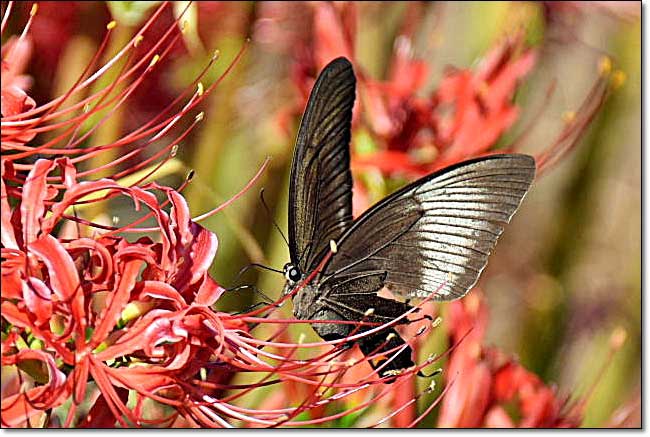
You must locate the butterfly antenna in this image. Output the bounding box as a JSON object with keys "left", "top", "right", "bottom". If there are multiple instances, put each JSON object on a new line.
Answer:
{"left": 229, "top": 263, "right": 284, "bottom": 288}
{"left": 227, "top": 284, "right": 278, "bottom": 307}
{"left": 260, "top": 188, "right": 290, "bottom": 248}
{"left": 226, "top": 263, "right": 286, "bottom": 305}
{"left": 232, "top": 301, "right": 270, "bottom": 316}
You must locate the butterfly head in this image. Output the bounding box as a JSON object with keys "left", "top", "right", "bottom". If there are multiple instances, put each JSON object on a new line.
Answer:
{"left": 283, "top": 263, "right": 302, "bottom": 285}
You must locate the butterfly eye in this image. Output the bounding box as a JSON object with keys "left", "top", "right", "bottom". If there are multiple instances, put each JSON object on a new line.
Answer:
{"left": 284, "top": 264, "right": 302, "bottom": 284}
{"left": 289, "top": 268, "right": 301, "bottom": 282}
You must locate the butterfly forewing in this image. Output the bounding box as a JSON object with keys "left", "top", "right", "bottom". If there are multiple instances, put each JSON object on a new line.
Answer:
{"left": 288, "top": 57, "right": 356, "bottom": 273}
{"left": 321, "top": 154, "right": 536, "bottom": 301}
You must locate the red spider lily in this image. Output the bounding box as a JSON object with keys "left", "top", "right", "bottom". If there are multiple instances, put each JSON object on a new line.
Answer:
{"left": 1, "top": 158, "right": 227, "bottom": 427}
{"left": 1, "top": 2, "right": 439, "bottom": 428}
{"left": 359, "top": 33, "right": 537, "bottom": 174}
{"left": 436, "top": 292, "right": 596, "bottom": 428}
{"left": 365, "top": 34, "right": 609, "bottom": 179}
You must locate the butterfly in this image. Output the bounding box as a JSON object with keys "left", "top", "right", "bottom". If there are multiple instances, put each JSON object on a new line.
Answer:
{"left": 281, "top": 57, "right": 535, "bottom": 379}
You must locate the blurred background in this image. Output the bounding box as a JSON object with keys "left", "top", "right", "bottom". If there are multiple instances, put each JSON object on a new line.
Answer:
{"left": 4, "top": 1, "right": 640, "bottom": 427}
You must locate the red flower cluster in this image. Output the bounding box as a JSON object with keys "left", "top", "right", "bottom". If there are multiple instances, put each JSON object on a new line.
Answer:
{"left": 1, "top": 158, "right": 230, "bottom": 427}
{"left": 361, "top": 34, "right": 536, "bottom": 174}
{"left": 438, "top": 293, "right": 581, "bottom": 428}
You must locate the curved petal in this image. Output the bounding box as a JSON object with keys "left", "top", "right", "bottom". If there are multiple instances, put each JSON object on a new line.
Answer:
{"left": 22, "top": 276, "right": 53, "bottom": 327}
{"left": 20, "top": 159, "right": 55, "bottom": 245}
{"left": 29, "top": 234, "right": 81, "bottom": 302}
{"left": 1, "top": 350, "right": 69, "bottom": 427}
{"left": 0, "top": 161, "right": 19, "bottom": 249}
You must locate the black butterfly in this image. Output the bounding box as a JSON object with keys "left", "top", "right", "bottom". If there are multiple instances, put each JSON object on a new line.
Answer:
{"left": 282, "top": 57, "right": 535, "bottom": 378}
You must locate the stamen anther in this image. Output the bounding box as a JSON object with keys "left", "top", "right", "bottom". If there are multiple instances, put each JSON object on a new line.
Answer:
{"left": 598, "top": 56, "right": 612, "bottom": 76}
{"left": 149, "top": 54, "right": 160, "bottom": 68}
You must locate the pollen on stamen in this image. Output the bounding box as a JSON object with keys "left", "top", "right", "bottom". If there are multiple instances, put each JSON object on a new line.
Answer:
{"left": 106, "top": 20, "right": 117, "bottom": 30}
{"left": 329, "top": 240, "right": 338, "bottom": 253}
{"left": 212, "top": 49, "right": 220, "bottom": 61}
{"left": 195, "top": 111, "right": 205, "bottom": 122}
{"left": 385, "top": 332, "right": 396, "bottom": 341}
{"left": 186, "top": 170, "right": 195, "bottom": 181}
{"left": 149, "top": 54, "right": 160, "bottom": 68}
{"left": 30, "top": 3, "right": 38, "bottom": 16}
{"left": 432, "top": 316, "right": 443, "bottom": 328}
{"left": 598, "top": 56, "right": 613, "bottom": 76}
{"left": 171, "top": 144, "right": 179, "bottom": 157}
{"left": 134, "top": 35, "right": 144, "bottom": 47}
{"left": 611, "top": 70, "right": 626, "bottom": 89}
{"left": 112, "top": 216, "right": 120, "bottom": 225}
{"left": 562, "top": 111, "right": 576, "bottom": 124}
{"left": 297, "top": 332, "right": 306, "bottom": 344}
{"left": 197, "top": 82, "right": 205, "bottom": 96}
{"left": 181, "top": 20, "right": 189, "bottom": 33}
{"left": 426, "top": 380, "right": 436, "bottom": 393}
{"left": 610, "top": 326, "right": 627, "bottom": 350}
{"left": 364, "top": 308, "right": 375, "bottom": 316}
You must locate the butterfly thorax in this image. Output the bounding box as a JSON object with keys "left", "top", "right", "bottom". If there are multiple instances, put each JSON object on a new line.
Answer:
{"left": 283, "top": 263, "right": 351, "bottom": 341}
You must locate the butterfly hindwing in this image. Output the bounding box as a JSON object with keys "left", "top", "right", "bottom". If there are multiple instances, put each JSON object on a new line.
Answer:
{"left": 288, "top": 57, "right": 356, "bottom": 273}
{"left": 358, "top": 328, "right": 415, "bottom": 378}
{"left": 317, "top": 271, "right": 416, "bottom": 379}
{"left": 321, "top": 154, "right": 536, "bottom": 301}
